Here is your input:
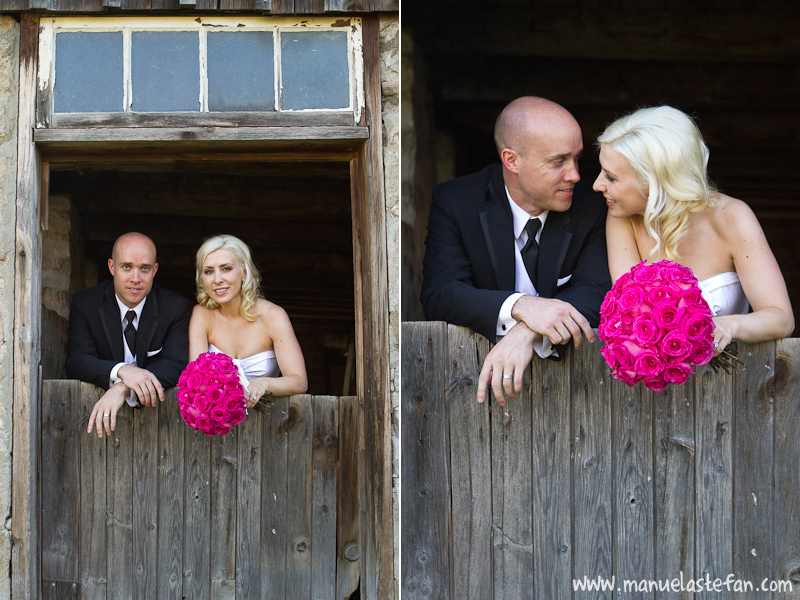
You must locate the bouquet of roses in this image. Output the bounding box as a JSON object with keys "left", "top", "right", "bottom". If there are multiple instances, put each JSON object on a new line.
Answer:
{"left": 598, "top": 260, "right": 738, "bottom": 392}
{"left": 177, "top": 352, "right": 250, "bottom": 436}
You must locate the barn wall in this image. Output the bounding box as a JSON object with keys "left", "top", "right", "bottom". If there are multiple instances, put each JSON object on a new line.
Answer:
{"left": 378, "top": 13, "right": 400, "bottom": 597}
{"left": 0, "top": 15, "right": 18, "bottom": 600}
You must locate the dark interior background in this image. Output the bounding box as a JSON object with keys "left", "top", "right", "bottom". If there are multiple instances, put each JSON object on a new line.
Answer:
{"left": 47, "top": 161, "right": 356, "bottom": 395}
{"left": 401, "top": 1, "right": 800, "bottom": 322}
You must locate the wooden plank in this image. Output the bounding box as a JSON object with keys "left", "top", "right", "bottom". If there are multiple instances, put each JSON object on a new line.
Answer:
{"left": 183, "top": 420, "right": 212, "bottom": 600}
{"left": 612, "top": 381, "right": 655, "bottom": 595}
{"left": 774, "top": 339, "right": 800, "bottom": 597}
{"left": 270, "top": 0, "right": 293, "bottom": 12}
{"left": 311, "top": 396, "right": 339, "bottom": 599}
{"left": 49, "top": 111, "right": 356, "bottom": 129}
{"left": 260, "top": 397, "right": 289, "bottom": 599}
{"left": 12, "top": 14, "right": 41, "bottom": 600}
{"left": 41, "top": 381, "right": 81, "bottom": 588}
{"left": 78, "top": 383, "right": 108, "bottom": 600}
{"left": 107, "top": 404, "right": 134, "bottom": 600}
{"left": 336, "top": 396, "right": 360, "bottom": 600}
{"left": 694, "top": 363, "right": 734, "bottom": 598}
{"left": 571, "top": 340, "right": 613, "bottom": 600}
{"left": 352, "top": 15, "right": 394, "bottom": 599}
{"left": 157, "top": 395, "right": 185, "bottom": 600}
{"left": 286, "top": 396, "right": 313, "bottom": 598}
{"left": 132, "top": 403, "right": 158, "bottom": 600}
{"left": 236, "top": 408, "right": 263, "bottom": 599}
{"left": 446, "top": 325, "right": 492, "bottom": 599}
{"left": 400, "top": 321, "right": 450, "bottom": 600}
{"left": 531, "top": 350, "right": 572, "bottom": 600}
{"left": 733, "top": 342, "right": 775, "bottom": 588}
{"left": 654, "top": 383, "right": 695, "bottom": 598}
{"left": 210, "top": 424, "right": 239, "bottom": 600}
{"left": 41, "top": 579, "right": 79, "bottom": 599}
{"left": 491, "top": 345, "right": 533, "bottom": 599}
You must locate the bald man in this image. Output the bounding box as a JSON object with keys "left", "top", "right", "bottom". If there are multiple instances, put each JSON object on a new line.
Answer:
{"left": 420, "top": 97, "right": 611, "bottom": 405}
{"left": 66, "top": 232, "right": 193, "bottom": 437}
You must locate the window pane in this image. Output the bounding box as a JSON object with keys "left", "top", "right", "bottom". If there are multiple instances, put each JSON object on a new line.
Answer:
{"left": 207, "top": 32, "right": 275, "bottom": 112}
{"left": 131, "top": 31, "right": 200, "bottom": 112}
{"left": 54, "top": 32, "right": 123, "bottom": 113}
{"left": 281, "top": 31, "right": 349, "bottom": 110}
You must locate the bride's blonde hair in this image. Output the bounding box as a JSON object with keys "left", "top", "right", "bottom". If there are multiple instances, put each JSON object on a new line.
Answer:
{"left": 597, "top": 105, "right": 716, "bottom": 260}
{"left": 195, "top": 234, "right": 262, "bottom": 321}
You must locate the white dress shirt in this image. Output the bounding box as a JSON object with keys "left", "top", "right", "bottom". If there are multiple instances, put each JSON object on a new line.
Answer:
{"left": 109, "top": 295, "right": 147, "bottom": 406}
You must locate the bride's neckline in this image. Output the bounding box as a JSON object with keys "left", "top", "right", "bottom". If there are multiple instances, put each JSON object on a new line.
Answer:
{"left": 208, "top": 343, "right": 275, "bottom": 361}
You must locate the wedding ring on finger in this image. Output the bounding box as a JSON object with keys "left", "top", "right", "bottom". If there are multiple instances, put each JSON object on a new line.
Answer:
{"left": 503, "top": 374, "right": 513, "bottom": 379}
{"left": 103, "top": 413, "right": 110, "bottom": 417}
{"left": 714, "top": 340, "right": 719, "bottom": 349}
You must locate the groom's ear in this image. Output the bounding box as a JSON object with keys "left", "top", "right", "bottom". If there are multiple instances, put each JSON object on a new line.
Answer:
{"left": 501, "top": 148, "right": 519, "bottom": 173}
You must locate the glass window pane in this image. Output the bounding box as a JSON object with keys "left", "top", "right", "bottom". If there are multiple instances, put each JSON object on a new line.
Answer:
{"left": 131, "top": 31, "right": 200, "bottom": 112}
{"left": 281, "top": 31, "right": 349, "bottom": 110}
{"left": 207, "top": 32, "right": 275, "bottom": 112}
{"left": 54, "top": 32, "right": 123, "bottom": 113}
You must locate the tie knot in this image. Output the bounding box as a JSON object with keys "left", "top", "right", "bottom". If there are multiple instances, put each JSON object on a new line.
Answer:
{"left": 125, "top": 310, "right": 136, "bottom": 326}
{"left": 525, "top": 218, "right": 541, "bottom": 241}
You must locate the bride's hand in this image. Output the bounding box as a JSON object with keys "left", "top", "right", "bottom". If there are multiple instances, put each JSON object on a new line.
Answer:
{"left": 712, "top": 316, "right": 735, "bottom": 355}
{"left": 245, "top": 378, "right": 271, "bottom": 408}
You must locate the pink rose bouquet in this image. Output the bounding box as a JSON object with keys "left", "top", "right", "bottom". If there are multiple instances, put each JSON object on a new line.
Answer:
{"left": 599, "top": 260, "right": 717, "bottom": 391}
{"left": 177, "top": 352, "right": 249, "bottom": 436}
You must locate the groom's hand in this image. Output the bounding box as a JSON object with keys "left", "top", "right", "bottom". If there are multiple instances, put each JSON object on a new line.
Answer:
{"left": 511, "top": 295, "right": 595, "bottom": 348}
{"left": 118, "top": 364, "right": 165, "bottom": 406}
{"left": 477, "top": 323, "right": 539, "bottom": 406}
{"left": 88, "top": 382, "right": 128, "bottom": 438}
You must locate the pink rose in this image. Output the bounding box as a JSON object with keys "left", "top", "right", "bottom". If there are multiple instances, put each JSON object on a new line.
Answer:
{"left": 600, "top": 290, "right": 618, "bottom": 317}
{"left": 616, "top": 270, "right": 633, "bottom": 288}
{"left": 617, "top": 287, "right": 645, "bottom": 315}
{"left": 679, "top": 289, "right": 710, "bottom": 313}
{"left": 193, "top": 392, "right": 211, "bottom": 413}
{"left": 633, "top": 349, "right": 664, "bottom": 377}
{"left": 661, "top": 262, "right": 696, "bottom": 289}
{"left": 194, "top": 414, "right": 212, "bottom": 432}
{"left": 632, "top": 313, "right": 661, "bottom": 346}
{"left": 664, "top": 363, "right": 694, "bottom": 385}
{"left": 661, "top": 330, "right": 694, "bottom": 361}
{"left": 681, "top": 313, "right": 714, "bottom": 342}
{"left": 600, "top": 312, "right": 626, "bottom": 341}
{"left": 210, "top": 406, "right": 232, "bottom": 423}
{"left": 632, "top": 264, "right": 661, "bottom": 285}
{"left": 690, "top": 338, "right": 715, "bottom": 365}
{"left": 230, "top": 409, "right": 247, "bottom": 426}
{"left": 183, "top": 371, "right": 203, "bottom": 392}
{"left": 651, "top": 301, "right": 684, "bottom": 331}
{"left": 646, "top": 285, "right": 678, "bottom": 306}
{"left": 615, "top": 368, "right": 642, "bottom": 387}
{"left": 642, "top": 375, "right": 668, "bottom": 392}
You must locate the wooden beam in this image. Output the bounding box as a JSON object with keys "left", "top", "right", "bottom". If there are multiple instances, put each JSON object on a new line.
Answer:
{"left": 12, "top": 13, "right": 41, "bottom": 600}
{"left": 351, "top": 14, "right": 393, "bottom": 600}
{"left": 50, "top": 111, "right": 355, "bottom": 129}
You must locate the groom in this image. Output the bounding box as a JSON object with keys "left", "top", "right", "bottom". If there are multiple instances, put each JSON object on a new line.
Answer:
{"left": 66, "top": 232, "right": 193, "bottom": 437}
{"left": 420, "top": 96, "right": 611, "bottom": 405}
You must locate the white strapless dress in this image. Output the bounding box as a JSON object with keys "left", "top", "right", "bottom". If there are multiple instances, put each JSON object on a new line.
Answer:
{"left": 208, "top": 343, "right": 280, "bottom": 379}
{"left": 698, "top": 272, "right": 749, "bottom": 317}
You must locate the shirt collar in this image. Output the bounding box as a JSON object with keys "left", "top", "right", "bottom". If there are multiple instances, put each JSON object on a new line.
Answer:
{"left": 505, "top": 185, "right": 549, "bottom": 240}
{"left": 115, "top": 294, "right": 147, "bottom": 325}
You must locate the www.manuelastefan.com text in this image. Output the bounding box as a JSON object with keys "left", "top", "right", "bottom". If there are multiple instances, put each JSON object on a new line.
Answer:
{"left": 573, "top": 573, "right": 793, "bottom": 593}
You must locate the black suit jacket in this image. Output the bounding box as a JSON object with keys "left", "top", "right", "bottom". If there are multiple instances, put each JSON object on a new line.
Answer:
{"left": 65, "top": 281, "right": 193, "bottom": 390}
{"left": 421, "top": 164, "right": 611, "bottom": 342}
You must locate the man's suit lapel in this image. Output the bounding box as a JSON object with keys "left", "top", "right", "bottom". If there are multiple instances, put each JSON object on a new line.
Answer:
{"left": 479, "top": 168, "right": 516, "bottom": 291}
{"left": 136, "top": 287, "right": 159, "bottom": 367}
{"left": 99, "top": 284, "right": 125, "bottom": 363}
{"left": 537, "top": 209, "right": 573, "bottom": 298}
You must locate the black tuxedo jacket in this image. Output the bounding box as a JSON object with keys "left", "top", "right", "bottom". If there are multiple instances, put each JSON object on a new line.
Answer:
{"left": 65, "top": 280, "right": 193, "bottom": 390}
{"left": 421, "top": 164, "right": 611, "bottom": 342}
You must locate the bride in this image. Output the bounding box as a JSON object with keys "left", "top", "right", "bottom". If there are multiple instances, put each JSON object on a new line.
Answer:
{"left": 189, "top": 234, "right": 307, "bottom": 404}
{"left": 594, "top": 105, "right": 794, "bottom": 353}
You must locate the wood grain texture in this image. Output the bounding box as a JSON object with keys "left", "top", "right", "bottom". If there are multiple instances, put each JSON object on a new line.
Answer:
{"left": 261, "top": 398, "right": 289, "bottom": 598}
{"left": 491, "top": 346, "right": 533, "bottom": 599}
{"left": 183, "top": 424, "right": 212, "bottom": 600}
{"left": 311, "top": 396, "right": 339, "bottom": 599}
{"left": 235, "top": 408, "right": 263, "bottom": 599}
{"left": 571, "top": 340, "right": 613, "bottom": 600}
{"left": 107, "top": 403, "right": 135, "bottom": 600}
{"left": 531, "top": 351, "right": 572, "bottom": 600}
{"left": 733, "top": 343, "right": 775, "bottom": 588}
{"left": 400, "top": 321, "right": 450, "bottom": 600}
{"left": 446, "top": 325, "right": 492, "bottom": 599}
{"left": 694, "top": 363, "right": 734, "bottom": 598}
{"left": 336, "top": 396, "right": 361, "bottom": 600}
{"left": 157, "top": 395, "right": 185, "bottom": 600}
{"left": 0, "top": 0, "right": 396, "bottom": 8}
{"left": 132, "top": 404, "right": 158, "bottom": 600}
{"left": 210, "top": 425, "right": 238, "bottom": 600}
{"left": 12, "top": 15, "right": 41, "bottom": 600}
{"left": 286, "top": 396, "right": 313, "bottom": 599}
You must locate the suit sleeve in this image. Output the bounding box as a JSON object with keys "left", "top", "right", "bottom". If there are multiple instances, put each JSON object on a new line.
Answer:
{"left": 420, "top": 184, "right": 514, "bottom": 341}
{"left": 65, "top": 297, "right": 118, "bottom": 390}
{"left": 143, "top": 296, "right": 193, "bottom": 389}
{"left": 552, "top": 199, "right": 611, "bottom": 328}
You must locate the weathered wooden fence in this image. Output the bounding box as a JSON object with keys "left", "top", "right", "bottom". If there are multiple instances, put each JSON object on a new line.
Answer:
{"left": 41, "top": 381, "right": 360, "bottom": 600}
{"left": 402, "top": 322, "right": 800, "bottom": 599}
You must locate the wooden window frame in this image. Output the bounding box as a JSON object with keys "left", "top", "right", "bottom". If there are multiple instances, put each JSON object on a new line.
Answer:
{"left": 37, "top": 15, "right": 365, "bottom": 129}
{"left": 12, "top": 13, "right": 393, "bottom": 600}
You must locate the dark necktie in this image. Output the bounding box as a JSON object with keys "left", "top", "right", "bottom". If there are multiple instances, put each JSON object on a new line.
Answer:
{"left": 521, "top": 218, "right": 541, "bottom": 288}
{"left": 124, "top": 310, "right": 137, "bottom": 359}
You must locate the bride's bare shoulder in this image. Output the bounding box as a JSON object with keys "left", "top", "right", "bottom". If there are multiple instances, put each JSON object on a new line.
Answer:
{"left": 709, "top": 193, "right": 759, "bottom": 235}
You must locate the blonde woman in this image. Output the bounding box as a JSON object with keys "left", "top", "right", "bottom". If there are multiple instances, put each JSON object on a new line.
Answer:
{"left": 189, "top": 234, "right": 307, "bottom": 405}
{"left": 594, "top": 105, "right": 793, "bottom": 353}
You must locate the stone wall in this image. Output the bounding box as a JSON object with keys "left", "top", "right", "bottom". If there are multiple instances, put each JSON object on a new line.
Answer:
{"left": 379, "top": 14, "right": 400, "bottom": 600}
{"left": 0, "top": 15, "right": 18, "bottom": 600}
